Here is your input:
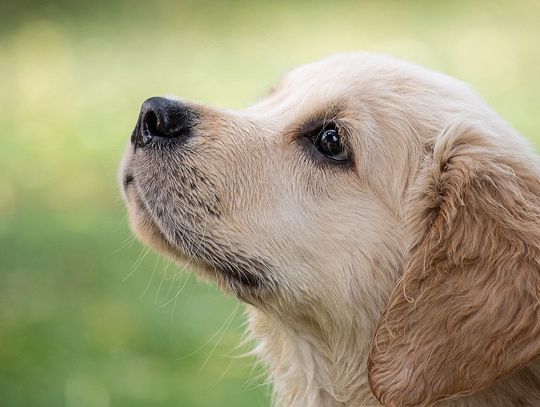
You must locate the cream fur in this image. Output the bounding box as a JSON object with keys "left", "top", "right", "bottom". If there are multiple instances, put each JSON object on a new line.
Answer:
{"left": 120, "top": 53, "right": 540, "bottom": 406}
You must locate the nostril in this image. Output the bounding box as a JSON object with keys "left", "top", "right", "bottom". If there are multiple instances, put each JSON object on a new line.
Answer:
{"left": 142, "top": 110, "right": 159, "bottom": 143}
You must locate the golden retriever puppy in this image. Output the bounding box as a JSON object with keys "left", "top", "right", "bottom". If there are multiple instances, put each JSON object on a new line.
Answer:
{"left": 119, "top": 53, "right": 540, "bottom": 406}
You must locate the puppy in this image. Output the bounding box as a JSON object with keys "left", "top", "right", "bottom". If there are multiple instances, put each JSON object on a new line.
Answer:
{"left": 119, "top": 53, "right": 540, "bottom": 406}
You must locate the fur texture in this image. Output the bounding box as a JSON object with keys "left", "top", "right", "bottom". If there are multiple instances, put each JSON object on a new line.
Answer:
{"left": 120, "top": 53, "right": 540, "bottom": 406}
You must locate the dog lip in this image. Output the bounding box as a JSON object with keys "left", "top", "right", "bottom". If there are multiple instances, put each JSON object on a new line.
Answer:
{"left": 123, "top": 174, "right": 134, "bottom": 188}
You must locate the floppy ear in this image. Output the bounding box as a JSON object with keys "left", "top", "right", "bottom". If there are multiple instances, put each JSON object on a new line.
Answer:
{"left": 368, "top": 121, "right": 540, "bottom": 406}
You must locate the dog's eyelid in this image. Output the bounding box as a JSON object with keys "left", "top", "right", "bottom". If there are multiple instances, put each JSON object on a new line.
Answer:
{"left": 312, "top": 121, "right": 338, "bottom": 141}
{"left": 334, "top": 121, "right": 354, "bottom": 150}
{"left": 298, "top": 116, "right": 344, "bottom": 137}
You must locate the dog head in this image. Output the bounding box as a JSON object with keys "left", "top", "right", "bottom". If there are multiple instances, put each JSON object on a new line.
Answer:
{"left": 120, "top": 53, "right": 540, "bottom": 405}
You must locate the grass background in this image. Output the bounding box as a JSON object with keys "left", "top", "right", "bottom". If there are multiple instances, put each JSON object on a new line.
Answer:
{"left": 1, "top": 1, "right": 539, "bottom": 406}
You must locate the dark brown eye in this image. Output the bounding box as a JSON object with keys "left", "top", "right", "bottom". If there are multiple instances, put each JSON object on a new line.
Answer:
{"left": 312, "top": 126, "right": 349, "bottom": 161}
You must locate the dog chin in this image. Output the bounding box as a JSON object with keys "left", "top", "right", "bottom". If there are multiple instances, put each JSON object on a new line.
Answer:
{"left": 125, "top": 191, "right": 267, "bottom": 303}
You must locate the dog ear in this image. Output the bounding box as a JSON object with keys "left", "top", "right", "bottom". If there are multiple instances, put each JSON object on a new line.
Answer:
{"left": 368, "top": 121, "right": 540, "bottom": 406}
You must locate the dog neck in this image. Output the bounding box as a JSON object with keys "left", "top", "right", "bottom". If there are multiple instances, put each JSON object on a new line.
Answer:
{"left": 246, "top": 306, "right": 379, "bottom": 407}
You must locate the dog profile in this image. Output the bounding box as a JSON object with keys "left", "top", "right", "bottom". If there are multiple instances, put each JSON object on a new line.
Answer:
{"left": 120, "top": 53, "right": 540, "bottom": 406}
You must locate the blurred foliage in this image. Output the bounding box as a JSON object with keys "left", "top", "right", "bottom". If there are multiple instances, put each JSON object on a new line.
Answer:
{"left": 0, "top": 1, "right": 539, "bottom": 406}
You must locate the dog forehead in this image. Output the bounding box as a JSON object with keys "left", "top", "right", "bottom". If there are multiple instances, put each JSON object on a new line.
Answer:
{"left": 247, "top": 54, "right": 374, "bottom": 118}
{"left": 282, "top": 53, "right": 372, "bottom": 96}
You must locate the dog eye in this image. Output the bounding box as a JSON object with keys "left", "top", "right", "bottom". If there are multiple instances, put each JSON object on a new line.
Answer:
{"left": 312, "top": 126, "right": 349, "bottom": 161}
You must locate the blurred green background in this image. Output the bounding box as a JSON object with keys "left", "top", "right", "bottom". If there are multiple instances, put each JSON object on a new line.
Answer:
{"left": 1, "top": 1, "right": 539, "bottom": 406}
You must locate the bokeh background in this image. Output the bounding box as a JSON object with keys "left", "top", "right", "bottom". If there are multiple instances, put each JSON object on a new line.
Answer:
{"left": 1, "top": 1, "right": 539, "bottom": 406}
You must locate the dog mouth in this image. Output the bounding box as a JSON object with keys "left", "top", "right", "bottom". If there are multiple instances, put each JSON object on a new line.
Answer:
{"left": 122, "top": 170, "right": 275, "bottom": 301}
{"left": 123, "top": 173, "right": 134, "bottom": 189}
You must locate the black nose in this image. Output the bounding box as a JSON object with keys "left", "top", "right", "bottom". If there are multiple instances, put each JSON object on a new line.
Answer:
{"left": 131, "top": 97, "right": 197, "bottom": 149}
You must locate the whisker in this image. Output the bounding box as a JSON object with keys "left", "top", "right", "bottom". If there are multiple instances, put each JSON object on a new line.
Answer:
{"left": 154, "top": 260, "right": 172, "bottom": 304}
{"left": 140, "top": 255, "right": 160, "bottom": 299}
{"left": 198, "top": 304, "right": 239, "bottom": 373}
{"left": 159, "top": 268, "right": 190, "bottom": 309}
{"left": 122, "top": 246, "right": 150, "bottom": 281}
{"left": 112, "top": 232, "right": 137, "bottom": 254}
